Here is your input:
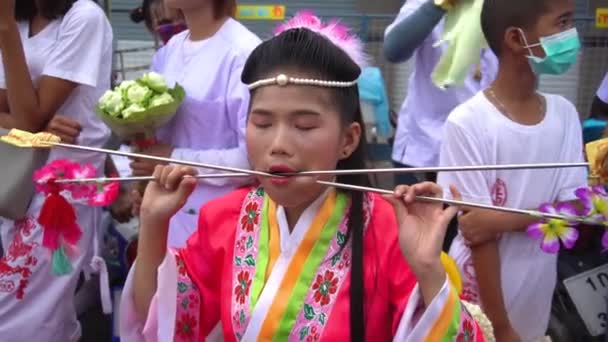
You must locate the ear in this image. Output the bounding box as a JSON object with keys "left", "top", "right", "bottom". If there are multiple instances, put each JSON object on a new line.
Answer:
{"left": 504, "top": 26, "right": 527, "bottom": 55}
{"left": 339, "top": 121, "right": 362, "bottom": 160}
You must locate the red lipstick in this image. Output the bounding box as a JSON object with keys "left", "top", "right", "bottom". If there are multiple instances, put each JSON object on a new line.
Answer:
{"left": 268, "top": 165, "right": 296, "bottom": 185}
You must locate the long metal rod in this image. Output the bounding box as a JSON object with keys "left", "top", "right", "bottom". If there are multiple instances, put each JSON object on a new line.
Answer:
{"left": 53, "top": 173, "right": 251, "bottom": 184}
{"left": 41, "top": 158, "right": 604, "bottom": 226}
{"left": 293, "top": 162, "right": 591, "bottom": 176}
{"left": 47, "top": 141, "right": 592, "bottom": 177}
{"left": 316, "top": 180, "right": 605, "bottom": 226}
{"left": 47, "top": 141, "right": 273, "bottom": 177}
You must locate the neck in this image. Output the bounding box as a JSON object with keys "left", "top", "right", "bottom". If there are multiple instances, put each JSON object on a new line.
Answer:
{"left": 488, "top": 58, "right": 545, "bottom": 125}
{"left": 282, "top": 190, "right": 327, "bottom": 232}
{"left": 284, "top": 205, "right": 308, "bottom": 232}
{"left": 29, "top": 15, "right": 50, "bottom": 36}
{"left": 491, "top": 60, "right": 537, "bottom": 102}
{"left": 182, "top": 5, "right": 227, "bottom": 41}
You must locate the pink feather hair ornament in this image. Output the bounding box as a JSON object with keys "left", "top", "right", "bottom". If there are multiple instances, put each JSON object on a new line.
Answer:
{"left": 273, "top": 10, "right": 368, "bottom": 68}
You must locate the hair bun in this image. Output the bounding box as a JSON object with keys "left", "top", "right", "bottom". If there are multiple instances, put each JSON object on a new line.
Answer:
{"left": 130, "top": 7, "right": 145, "bottom": 23}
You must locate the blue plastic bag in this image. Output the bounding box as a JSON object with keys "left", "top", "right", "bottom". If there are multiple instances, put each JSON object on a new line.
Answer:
{"left": 357, "top": 67, "right": 391, "bottom": 138}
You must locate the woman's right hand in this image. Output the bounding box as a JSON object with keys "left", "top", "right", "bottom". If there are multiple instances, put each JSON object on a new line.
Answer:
{"left": 139, "top": 165, "right": 198, "bottom": 225}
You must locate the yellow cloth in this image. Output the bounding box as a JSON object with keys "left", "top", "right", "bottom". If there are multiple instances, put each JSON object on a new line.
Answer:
{"left": 585, "top": 137, "right": 608, "bottom": 184}
{"left": 440, "top": 251, "right": 462, "bottom": 295}
{"left": 432, "top": 0, "right": 487, "bottom": 89}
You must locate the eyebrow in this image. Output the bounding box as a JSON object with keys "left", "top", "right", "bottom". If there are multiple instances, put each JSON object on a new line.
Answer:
{"left": 250, "top": 109, "right": 321, "bottom": 117}
{"left": 557, "top": 11, "right": 574, "bottom": 20}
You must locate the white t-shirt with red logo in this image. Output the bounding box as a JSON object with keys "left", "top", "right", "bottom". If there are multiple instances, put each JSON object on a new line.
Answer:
{"left": 437, "top": 91, "right": 587, "bottom": 341}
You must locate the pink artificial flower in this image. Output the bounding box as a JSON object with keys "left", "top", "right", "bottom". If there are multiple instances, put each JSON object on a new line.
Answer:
{"left": 88, "top": 179, "right": 120, "bottom": 207}
{"left": 66, "top": 164, "right": 97, "bottom": 199}
{"left": 33, "top": 159, "right": 80, "bottom": 194}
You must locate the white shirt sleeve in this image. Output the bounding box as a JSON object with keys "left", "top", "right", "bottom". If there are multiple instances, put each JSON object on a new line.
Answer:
{"left": 150, "top": 47, "right": 167, "bottom": 73}
{"left": 557, "top": 102, "right": 588, "bottom": 202}
{"left": 598, "top": 73, "right": 608, "bottom": 103}
{"left": 42, "top": 4, "right": 111, "bottom": 87}
{"left": 170, "top": 64, "right": 253, "bottom": 187}
{"left": 437, "top": 118, "right": 493, "bottom": 204}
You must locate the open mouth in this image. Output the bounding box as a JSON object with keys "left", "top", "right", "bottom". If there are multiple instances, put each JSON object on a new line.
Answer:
{"left": 266, "top": 165, "right": 297, "bottom": 185}
{"left": 268, "top": 165, "right": 297, "bottom": 174}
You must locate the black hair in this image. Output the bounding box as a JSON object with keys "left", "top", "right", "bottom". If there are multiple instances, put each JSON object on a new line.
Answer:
{"left": 481, "top": 0, "right": 551, "bottom": 55}
{"left": 130, "top": 0, "right": 158, "bottom": 33}
{"left": 131, "top": 0, "right": 233, "bottom": 31}
{"left": 242, "top": 28, "right": 369, "bottom": 342}
{"left": 15, "top": 0, "right": 77, "bottom": 21}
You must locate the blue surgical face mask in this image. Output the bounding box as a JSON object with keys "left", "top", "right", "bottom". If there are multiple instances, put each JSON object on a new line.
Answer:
{"left": 518, "top": 27, "right": 581, "bottom": 76}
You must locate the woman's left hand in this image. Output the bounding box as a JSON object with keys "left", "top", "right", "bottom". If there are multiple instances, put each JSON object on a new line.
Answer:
{"left": 385, "top": 182, "right": 462, "bottom": 302}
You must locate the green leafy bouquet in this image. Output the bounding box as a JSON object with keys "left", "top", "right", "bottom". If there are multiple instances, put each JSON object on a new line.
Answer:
{"left": 96, "top": 72, "right": 185, "bottom": 144}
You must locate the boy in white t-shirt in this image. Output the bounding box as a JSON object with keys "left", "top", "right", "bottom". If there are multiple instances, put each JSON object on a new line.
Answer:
{"left": 437, "top": 0, "right": 587, "bottom": 341}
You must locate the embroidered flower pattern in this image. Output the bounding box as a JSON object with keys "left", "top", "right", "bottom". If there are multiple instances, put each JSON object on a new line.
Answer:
{"left": 173, "top": 252, "right": 200, "bottom": 342}
{"left": 240, "top": 202, "right": 259, "bottom": 232}
{"left": 289, "top": 193, "right": 374, "bottom": 341}
{"left": 231, "top": 189, "right": 265, "bottom": 339}
{"left": 176, "top": 313, "right": 196, "bottom": 340}
{"left": 456, "top": 318, "right": 475, "bottom": 342}
{"left": 234, "top": 271, "right": 251, "bottom": 305}
{"left": 527, "top": 203, "right": 580, "bottom": 253}
{"left": 312, "top": 270, "right": 338, "bottom": 306}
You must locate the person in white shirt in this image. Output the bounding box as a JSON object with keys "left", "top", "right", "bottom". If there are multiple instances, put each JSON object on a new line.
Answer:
{"left": 128, "top": 0, "right": 261, "bottom": 248}
{"left": 384, "top": 0, "right": 498, "bottom": 185}
{"left": 0, "top": 0, "right": 113, "bottom": 340}
{"left": 438, "top": 0, "right": 587, "bottom": 340}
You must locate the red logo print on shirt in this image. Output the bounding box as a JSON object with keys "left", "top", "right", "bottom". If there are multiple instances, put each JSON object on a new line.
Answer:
{"left": 491, "top": 178, "right": 508, "bottom": 206}
{"left": 0, "top": 218, "right": 39, "bottom": 299}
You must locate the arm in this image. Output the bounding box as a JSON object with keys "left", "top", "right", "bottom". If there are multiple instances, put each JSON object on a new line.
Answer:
{"left": 169, "top": 65, "right": 253, "bottom": 187}
{"left": 470, "top": 242, "right": 516, "bottom": 339}
{"left": 370, "top": 200, "right": 490, "bottom": 340}
{"left": 395, "top": 278, "right": 492, "bottom": 341}
{"left": 461, "top": 199, "right": 581, "bottom": 240}
{"left": 0, "top": 89, "right": 7, "bottom": 112}
{"left": 0, "top": 22, "right": 78, "bottom": 132}
{"left": 384, "top": 0, "right": 446, "bottom": 63}
{"left": 0, "top": 112, "right": 14, "bottom": 128}
{"left": 133, "top": 213, "right": 170, "bottom": 319}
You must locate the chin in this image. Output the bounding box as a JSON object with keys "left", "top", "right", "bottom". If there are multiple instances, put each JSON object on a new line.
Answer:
{"left": 260, "top": 178, "right": 325, "bottom": 208}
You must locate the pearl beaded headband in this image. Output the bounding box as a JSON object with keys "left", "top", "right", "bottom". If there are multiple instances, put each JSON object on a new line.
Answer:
{"left": 247, "top": 73, "right": 358, "bottom": 90}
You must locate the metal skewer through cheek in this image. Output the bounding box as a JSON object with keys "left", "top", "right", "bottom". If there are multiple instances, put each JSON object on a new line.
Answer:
{"left": 53, "top": 173, "right": 251, "bottom": 184}
{"left": 32, "top": 140, "right": 604, "bottom": 226}
{"left": 42, "top": 141, "right": 594, "bottom": 177}
{"left": 316, "top": 180, "right": 605, "bottom": 227}
{"left": 46, "top": 141, "right": 273, "bottom": 177}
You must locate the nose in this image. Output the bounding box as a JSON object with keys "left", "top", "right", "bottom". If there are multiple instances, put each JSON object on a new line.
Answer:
{"left": 269, "top": 124, "right": 292, "bottom": 157}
